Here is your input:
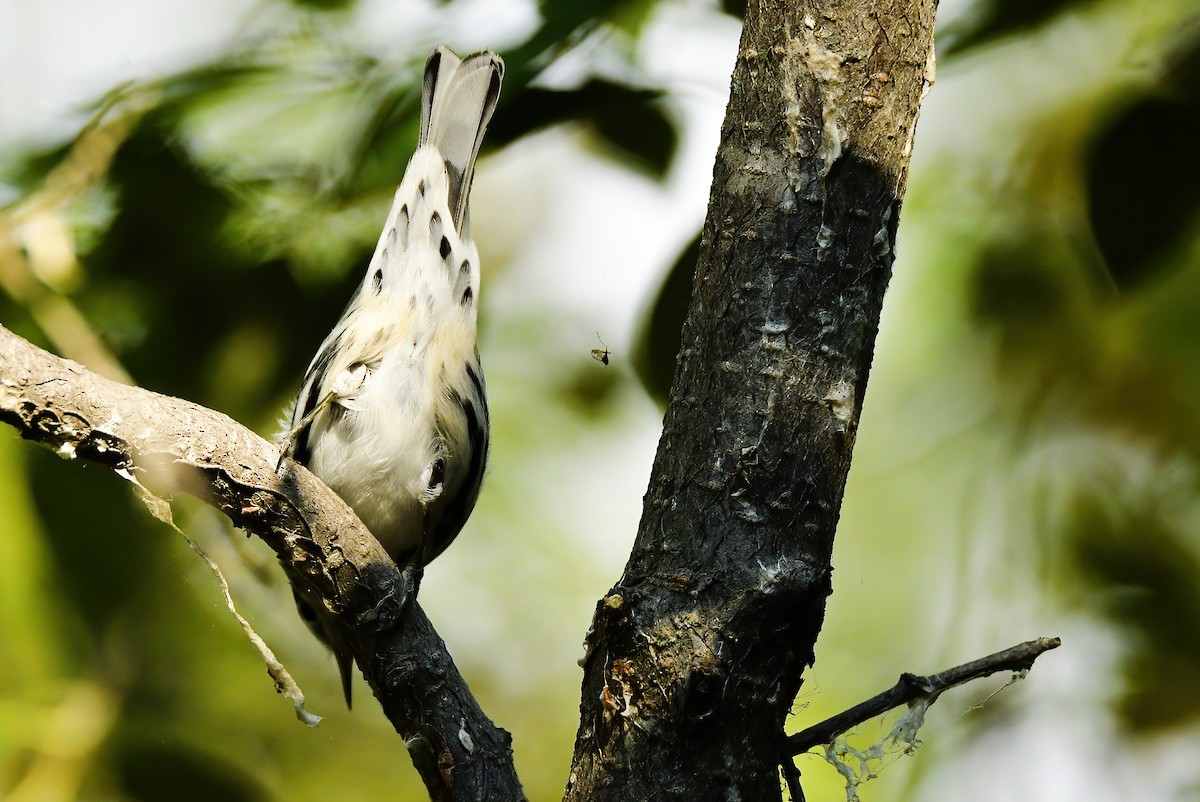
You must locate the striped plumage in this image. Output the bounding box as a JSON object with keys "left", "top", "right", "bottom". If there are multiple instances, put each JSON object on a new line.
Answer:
{"left": 283, "top": 46, "right": 502, "bottom": 706}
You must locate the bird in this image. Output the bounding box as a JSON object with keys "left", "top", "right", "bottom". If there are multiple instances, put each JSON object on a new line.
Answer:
{"left": 278, "top": 46, "right": 503, "bottom": 706}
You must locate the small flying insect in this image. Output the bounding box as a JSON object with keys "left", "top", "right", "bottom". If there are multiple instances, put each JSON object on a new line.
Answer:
{"left": 591, "top": 333, "right": 611, "bottom": 367}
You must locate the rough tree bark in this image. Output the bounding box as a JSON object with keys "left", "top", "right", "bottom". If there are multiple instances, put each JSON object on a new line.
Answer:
{"left": 564, "top": 0, "right": 937, "bottom": 799}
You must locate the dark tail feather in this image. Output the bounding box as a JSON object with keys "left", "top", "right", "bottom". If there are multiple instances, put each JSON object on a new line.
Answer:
{"left": 337, "top": 649, "right": 354, "bottom": 709}
{"left": 293, "top": 586, "right": 356, "bottom": 709}
{"left": 420, "top": 46, "right": 504, "bottom": 229}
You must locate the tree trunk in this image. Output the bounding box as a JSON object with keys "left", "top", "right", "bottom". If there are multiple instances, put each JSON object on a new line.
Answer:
{"left": 564, "top": 1, "right": 937, "bottom": 798}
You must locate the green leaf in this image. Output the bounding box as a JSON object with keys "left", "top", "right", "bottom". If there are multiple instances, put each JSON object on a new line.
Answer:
{"left": 941, "top": 0, "right": 1103, "bottom": 57}
{"left": 1086, "top": 95, "right": 1200, "bottom": 291}
{"left": 633, "top": 233, "right": 698, "bottom": 406}
{"left": 116, "top": 739, "right": 267, "bottom": 802}
{"left": 720, "top": 0, "right": 747, "bottom": 19}
{"left": 1070, "top": 497, "right": 1200, "bottom": 731}
{"left": 489, "top": 79, "right": 677, "bottom": 177}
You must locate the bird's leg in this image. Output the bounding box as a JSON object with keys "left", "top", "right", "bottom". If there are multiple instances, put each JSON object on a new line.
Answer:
{"left": 276, "top": 391, "right": 335, "bottom": 470}
{"left": 399, "top": 519, "right": 431, "bottom": 622}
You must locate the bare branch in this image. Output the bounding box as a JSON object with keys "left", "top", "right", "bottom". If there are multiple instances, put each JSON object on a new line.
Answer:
{"left": 0, "top": 324, "right": 525, "bottom": 802}
{"left": 785, "top": 637, "right": 1062, "bottom": 756}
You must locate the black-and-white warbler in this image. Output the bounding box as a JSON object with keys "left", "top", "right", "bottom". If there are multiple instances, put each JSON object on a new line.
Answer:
{"left": 279, "top": 46, "right": 503, "bottom": 705}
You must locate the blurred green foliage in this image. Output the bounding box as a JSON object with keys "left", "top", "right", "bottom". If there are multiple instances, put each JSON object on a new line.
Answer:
{"left": 939, "top": 0, "right": 1104, "bottom": 56}
{"left": 960, "top": 21, "right": 1200, "bottom": 741}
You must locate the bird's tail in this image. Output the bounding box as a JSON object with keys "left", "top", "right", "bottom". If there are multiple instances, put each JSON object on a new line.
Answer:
{"left": 420, "top": 46, "right": 504, "bottom": 230}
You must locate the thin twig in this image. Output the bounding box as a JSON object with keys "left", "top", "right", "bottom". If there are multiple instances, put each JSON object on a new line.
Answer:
{"left": 125, "top": 475, "right": 322, "bottom": 726}
{"left": 785, "top": 637, "right": 1061, "bottom": 756}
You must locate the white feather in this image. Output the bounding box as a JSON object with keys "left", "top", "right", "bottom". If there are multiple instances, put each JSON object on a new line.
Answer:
{"left": 280, "top": 48, "right": 502, "bottom": 704}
